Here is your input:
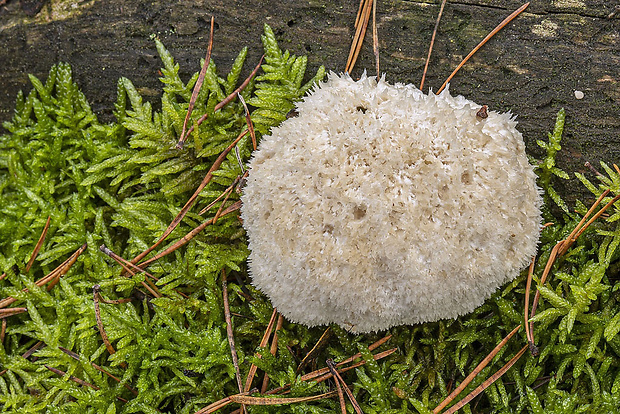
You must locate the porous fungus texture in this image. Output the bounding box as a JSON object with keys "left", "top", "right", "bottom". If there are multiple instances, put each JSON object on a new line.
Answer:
{"left": 241, "top": 72, "right": 542, "bottom": 333}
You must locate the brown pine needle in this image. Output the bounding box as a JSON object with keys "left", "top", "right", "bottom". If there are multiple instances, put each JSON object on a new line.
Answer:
{"left": 0, "top": 319, "right": 6, "bottom": 343}
{"left": 442, "top": 345, "right": 528, "bottom": 414}
{"left": 437, "top": 2, "right": 530, "bottom": 94}
{"left": 372, "top": 0, "right": 379, "bottom": 77}
{"left": 45, "top": 364, "right": 99, "bottom": 390}
{"left": 93, "top": 285, "right": 118, "bottom": 360}
{"left": 222, "top": 270, "right": 244, "bottom": 394}
{"left": 0, "top": 243, "right": 87, "bottom": 309}
{"left": 137, "top": 201, "right": 242, "bottom": 270}
{"left": 244, "top": 308, "right": 279, "bottom": 392}
{"left": 297, "top": 326, "right": 332, "bottom": 373}
{"left": 345, "top": 0, "right": 373, "bottom": 73}
{"left": 231, "top": 391, "right": 338, "bottom": 406}
{"left": 59, "top": 346, "right": 138, "bottom": 395}
{"left": 178, "top": 16, "right": 215, "bottom": 149}
{"left": 310, "top": 348, "right": 397, "bottom": 385}
{"left": 185, "top": 56, "right": 264, "bottom": 141}
{"left": 25, "top": 216, "right": 51, "bottom": 273}
{"left": 433, "top": 324, "right": 522, "bottom": 413}
{"left": 260, "top": 314, "right": 284, "bottom": 393}
{"left": 44, "top": 365, "right": 129, "bottom": 403}
{"left": 420, "top": 0, "right": 447, "bottom": 90}
{"left": 237, "top": 92, "right": 256, "bottom": 151}
{"left": 327, "top": 360, "right": 347, "bottom": 414}
{"left": 22, "top": 340, "right": 44, "bottom": 359}
{"left": 558, "top": 189, "right": 609, "bottom": 256}
{"left": 99, "top": 244, "right": 172, "bottom": 298}
{"left": 326, "top": 359, "right": 363, "bottom": 414}
{"left": 0, "top": 307, "right": 28, "bottom": 319}
{"left": 130, "top": 130, "right": 248, "bottom": 268}
{"left": 195, "top": 389, "right": 257, "bottom": 414}
{"left": 333, "top": 370, "right": 347, "bottom": 414}
{"left": 199, "top": 183, "right": 235, "bottom": 215}
{"left": 523, "top": 257, "right": 537, "bottom": 353}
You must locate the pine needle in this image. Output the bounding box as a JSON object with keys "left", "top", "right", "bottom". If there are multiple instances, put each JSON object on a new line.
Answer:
{"left": 437, "top": 2, "right": 530, "bottom": 94}
{"left": 420, "top": 0, "right": 447, "bottom": 91}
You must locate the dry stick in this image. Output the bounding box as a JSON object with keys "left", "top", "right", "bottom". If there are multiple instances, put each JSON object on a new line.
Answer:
{"left": 130, "top": 130, "right": 248, "bottom": 268}
{"left": 237, "top": 93, "right": 257, "bottom": 151}
{"left": 59, "top": 346, "right": 138, "bottom": 396}
{"left": 372, "top": 0, "right": 379, "bottom": 77}
{"left": 345, "top": 0, "right": 373, "bottom": 73}
{"left": 442, "top": 345, "right": 528, "bottom": 414}
{"left": 296, "top": 326, "right": 332, "bottom": 374}
{"left": 0, "top": 243, "right": 87, "bottom": 309}
{"left": 178, "top": 16, "right": 215, "bottom": 149}
{"left": 222, "top": 270, "right": 244, "bottom": 394}
{"left": 523, "top": 257, "right": 537, "bottom": 353}
{"left": 184, "top": 56, "right": 264, "bottom": 142}
{"left": 0, "top": 307, "right": 28, "bottom": 319}
{"left": 25, "top": 216, "right": 51, "bottom": 272}
{"left": 433, "top": 324, "right": 522, "bottom": 413}
{"left": 244, "top": 308, "right": 279, "bottom": 392}
{"left": 137, "top": 201, "right": 242, "bottom": 270}
{"left": 260, "top": 314, "right": 284, "bottom": 393}
{"left": 420, "top": 0, "right": 447, "bottom": 90}
{"left": 326, "top": 359, "right": 363, "bottom": 414}
{"left": 0, "top": 273, "right": 6, "bottom": 282}
{"left": 436, "top": 2, "right": 530, "bottom": 94}
{"left": 44, "top": 365, "right": 129, "bottom": 403}
{"left": 195, "top": 389, "right": 257, "bottom": 414}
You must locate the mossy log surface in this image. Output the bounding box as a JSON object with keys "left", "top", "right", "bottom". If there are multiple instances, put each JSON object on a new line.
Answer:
{"left": 1, "top": 0, "right": 618, "bottom": 203}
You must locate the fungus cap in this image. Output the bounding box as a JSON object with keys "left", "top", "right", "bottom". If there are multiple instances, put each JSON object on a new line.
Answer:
{"left": 241, "top": 73, "right": 542, "bottom": 333}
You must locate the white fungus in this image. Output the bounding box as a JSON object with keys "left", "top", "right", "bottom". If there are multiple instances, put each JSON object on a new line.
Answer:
{"left": 241, "top": 73, "right": 542, "bottom": 333}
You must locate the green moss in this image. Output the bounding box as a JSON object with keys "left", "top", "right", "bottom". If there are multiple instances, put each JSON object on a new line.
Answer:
{"left": 1, "top": 25, "right": 620, "bottom": 414}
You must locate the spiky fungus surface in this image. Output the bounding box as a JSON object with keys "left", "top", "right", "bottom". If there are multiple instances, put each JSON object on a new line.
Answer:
{"left": 241, "top": 73, "right": 542, "bottom": 333}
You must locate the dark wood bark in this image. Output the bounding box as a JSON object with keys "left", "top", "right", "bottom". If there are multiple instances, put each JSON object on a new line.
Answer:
{"left": 1, "top": 0, "right": 618, "bottom": 203}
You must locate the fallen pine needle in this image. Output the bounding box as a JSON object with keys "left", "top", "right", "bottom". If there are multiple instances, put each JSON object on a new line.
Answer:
{"left": 437, "top": 2, "right": 530, "bottom": 94}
